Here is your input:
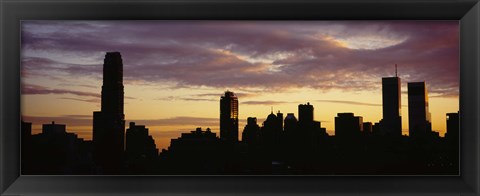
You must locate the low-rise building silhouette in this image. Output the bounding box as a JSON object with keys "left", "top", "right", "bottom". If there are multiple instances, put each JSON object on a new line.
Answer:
{"left": 164, "top": 128, "right": 224, "bottom": 174}
{"left": 125, "top": 122, "right": 158, "bottom": 173}
{"left": 284, "top": 113, "right": 298, "bottom": 137}
{"left": 25, "top": 121, "right": 94, "bottom": 174}
{"left": 242, "top": 117, "right": 260, "bottom": 145}
{"left": 43, "top": 121, "right": 66, "bottom": 135}
{"left": 335, "top": 113, "right": 363, "bottom": 139}
{"left": 363, "top": 122, "right": 373, "bottom": 135}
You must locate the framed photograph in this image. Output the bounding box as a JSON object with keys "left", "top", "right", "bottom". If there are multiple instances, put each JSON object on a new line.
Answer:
{"left": 1, "top": 0, "right": 479, "bottom": 195}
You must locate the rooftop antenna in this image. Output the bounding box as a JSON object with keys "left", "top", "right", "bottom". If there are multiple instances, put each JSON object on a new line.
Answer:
{"left": 271, "top": 106, "right": 273, "bottom": 114}
{"left": 395, "top": 64, "right": 398, "bottom": 77}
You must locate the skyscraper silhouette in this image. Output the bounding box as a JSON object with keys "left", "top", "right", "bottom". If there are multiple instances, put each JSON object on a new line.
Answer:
{"left": 93, "top": 52, "right": 126, "bottom": 173}
{"left": 408, "top": 82, "right": 432, "bottom": 138}
{"left": 298, "top": 102, "right": 314, "bottom": 123}
{"left": 220, "top": 91, "right": 239, "bottom": 142}
{"left": 380, "top": 65, "right": 402, "bottom": 137}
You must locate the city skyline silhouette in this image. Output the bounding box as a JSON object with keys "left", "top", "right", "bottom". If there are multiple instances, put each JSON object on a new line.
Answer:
{"left": 19, "top": 21, "right": 459, "bottom": 175}
{"left": 20, "top": 21, "right": 459, "bottom": 151}
{"left": 21, "top": 51, "right": 459, "bottom": 175}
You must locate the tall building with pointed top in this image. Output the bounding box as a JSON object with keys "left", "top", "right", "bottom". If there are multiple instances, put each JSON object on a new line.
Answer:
{"left": 380, "top": 65, "right": 402, "bottom": 137}
{"left": 220, "top": 91, "right": 239, "bottom": 142}
{"left": 260, "top": 111, "right": 283, "bottom": 148}
{"left": 408, "top": 81, "right": 432, "bottom": 138}
{"left": 93, "top": 52, "right": 126, "bottom": 172}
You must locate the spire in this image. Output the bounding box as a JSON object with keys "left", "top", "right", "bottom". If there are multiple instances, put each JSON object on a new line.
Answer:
{"left": 395, "top": 64, "right": 398, "bottom": 77}
{"left": 271, "top": 106, "right": 274, "bottom": 114}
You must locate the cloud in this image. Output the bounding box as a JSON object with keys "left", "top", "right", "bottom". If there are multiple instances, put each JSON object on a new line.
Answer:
{"left": 241, "top": 100, "right": 294, "bottom": 105}
{"left": 180, "top": 98, "right": 217, "bottom": 102}
{"left": 155, "top": 92, "right": 257, "bottom": 102}
{"left": 21, "top": 56, "right": 101, "bottom": 78}
{"left": 22, "top": 84, "right": 99, "bottom": 98}
{"left": 23, "top": 83, "right": 134, "bottom": 101}
{"left": 59, "top": 97, "right": 100, "bottom": 103}
{"left": 21, "top": 21, "right": 459, "bottom": 98}
{"left": 314, "top": 99, "right": 409, "bottom": 108}
{"left": 155, "top": 96, "right": 216, "bottom": 102}
{"left": 58, "top": 83, "right": 97, "bottom": 89}
{"left": 195, "top": 92, "right": 256, "bottom": 99}
{"left": 129, "top": 116, "right": 218, "bottom": 127}
{"left": 314, "top": 100, "right": 382, "bottom": 107}
{"left": 22, "top": 115, "right": 92, "bottom": 127}
{"left": 60, "top": 114, "right": 92, "bottom": 118}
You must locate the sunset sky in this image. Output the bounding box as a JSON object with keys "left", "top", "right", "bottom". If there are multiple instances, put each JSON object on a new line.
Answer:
{"left": 21, "top": 21, "right": 459, "bottom": 150}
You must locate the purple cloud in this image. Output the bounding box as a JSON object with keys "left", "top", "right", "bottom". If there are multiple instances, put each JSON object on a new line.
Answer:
{"left": 59, "top": 97, "right": 100, "bottom": 103}
{"left": 23, "top": 115, "right": 92, "bottom": 127}
{"left": 23, "top": 84, "right": 99, "bottom": 98}
{"left": 21, "top": 21, "right": 459, "bottom": 98}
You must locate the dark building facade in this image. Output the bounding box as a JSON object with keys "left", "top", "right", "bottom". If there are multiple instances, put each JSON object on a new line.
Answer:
{"left": 372, "top": 122, "right": 381, "bottom": 136}
{"left": 445, "top": 112, "right": 459, "bottom": 169}
{"left": 284, "top": 113, "right": 298, "bottom": 136}
{"left": 446, "top": 112, "right": 459, "bottom": 142}
{"left": 335, "top": 113, "right": 363, "bottom": 139}
{"left": 25, "top": 122, "right": 94, "bottom": 174}
{"left": 21, "top": 121, "right": 33, "bottom": 174}
{"left": 169, "top": 128, "right": 218, "bottom": 150}
{"left": 363, "top": 122, "right": 373, "bottom": 135}
{"left": 298, "top": 102, "right": 314, "bottom": 123}
{"left": 92, "top": 52, "right": 126, "bottom": 173}
{"left": 126, "top": 122, "right": 158, "bottom": 164}
{"left": 296, "top": 103, "right": 327, "bottom": 150}
{"left": 297, "top": 103, "right": 316, "bottom": 137}
{"left": 408, "top": 82, "right": 432, "bottom": 138}
{"left": 42, "top": 121, "right": 66, "bottom": 135}
{"left": 220, "top": 91, "right": 239, "bottom": 142}
{"left": 242, "top": 117, "right": 260, "bottom": 145}
{"left": 260, "top": 112, "right": 283, "bottom": 147}
{"left": 381, "top": 76, "right": 402, "bottom": 137}
{"left": 165, "top": 128, "right": 224, "bottom": 174}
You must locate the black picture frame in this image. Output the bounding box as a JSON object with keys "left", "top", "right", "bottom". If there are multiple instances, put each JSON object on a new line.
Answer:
{"left": 1, "top": 0, "right": 479, "bottom": 195}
